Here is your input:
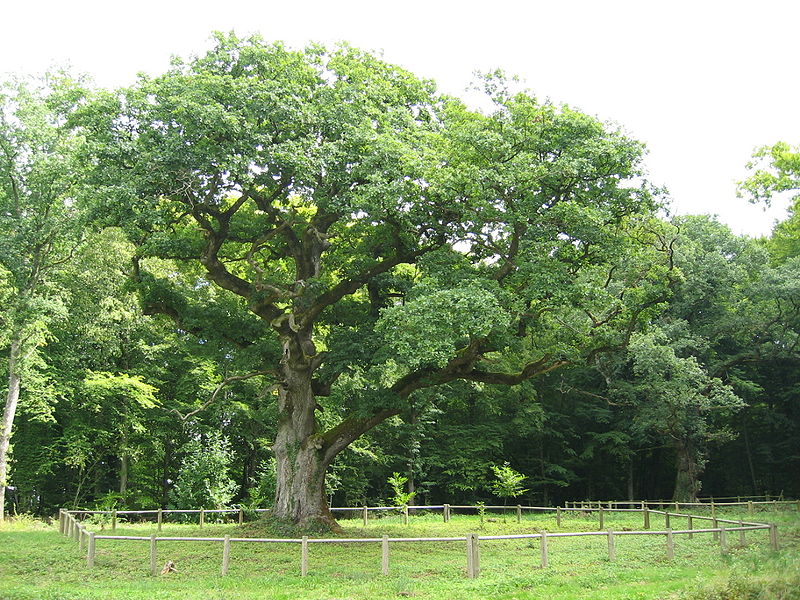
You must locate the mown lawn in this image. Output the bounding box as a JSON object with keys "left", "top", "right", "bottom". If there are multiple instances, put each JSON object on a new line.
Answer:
{"left": 1, "top": 507, "right": 798, "bottom": 600}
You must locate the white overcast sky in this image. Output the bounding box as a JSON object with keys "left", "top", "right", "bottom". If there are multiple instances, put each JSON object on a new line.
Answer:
{"left": 3, "top": 0, "right": 798, "bottom": 236}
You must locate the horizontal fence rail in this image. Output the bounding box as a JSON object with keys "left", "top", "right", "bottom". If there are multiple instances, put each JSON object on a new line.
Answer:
{"left": 58, "top": 500, "right": 785, "bottom": 579}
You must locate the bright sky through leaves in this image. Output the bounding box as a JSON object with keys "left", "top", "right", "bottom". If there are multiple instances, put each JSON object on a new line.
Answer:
{"left": 5, "top": 0, "right": 798, "bottom": 236}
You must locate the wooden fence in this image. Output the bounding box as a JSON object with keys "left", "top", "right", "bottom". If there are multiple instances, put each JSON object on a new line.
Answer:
{"left": 58, "top": 503, "right": 781, "bottom": 579}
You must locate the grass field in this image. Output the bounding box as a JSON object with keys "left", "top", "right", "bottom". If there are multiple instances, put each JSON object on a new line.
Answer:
{"left": 1, "top": 507, "right": 798, "bottom": 600}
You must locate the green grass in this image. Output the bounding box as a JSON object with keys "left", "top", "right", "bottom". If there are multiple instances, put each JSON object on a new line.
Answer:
{"left": 1, "top": 507, "right": 798, "bottom": 600}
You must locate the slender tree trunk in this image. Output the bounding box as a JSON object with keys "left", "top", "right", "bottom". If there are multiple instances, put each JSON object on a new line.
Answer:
{"left": 673, "top": 438, "right": 702, "bottom": 502}
{"left": 161, "top": 435, "right": 172, "bottom": 508}
{"left": 119, "top": 454, "right": 129, "bottom": 496}
{"left": 627, "top": 459, "right": 635, "bottom": 501}
{"left": 0, "top": 336, "right": 22, "bottom": 522}
{"left": 742, "top": 421, "right": 758, "bottom": 495}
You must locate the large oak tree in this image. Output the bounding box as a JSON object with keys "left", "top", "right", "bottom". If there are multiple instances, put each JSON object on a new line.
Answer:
{"left": 78, "top": 34, "right": 671, "bottom": 528}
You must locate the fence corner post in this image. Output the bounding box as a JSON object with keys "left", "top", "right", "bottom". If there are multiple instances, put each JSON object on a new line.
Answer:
{"left": 769, "top": 523, "right": 779, "bottom": 551}
{"left": 87, "top": 531, "right": 96, "bottom": 568}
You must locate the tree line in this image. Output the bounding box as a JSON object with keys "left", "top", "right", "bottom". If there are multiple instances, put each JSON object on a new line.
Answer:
{"left": 2, "top": 34, "right": 799, "bottom": 526}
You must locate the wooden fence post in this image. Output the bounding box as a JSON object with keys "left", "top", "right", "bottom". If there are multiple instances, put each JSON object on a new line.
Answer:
{"left": 157, "top": 508, "right": 163, "bottom": 532}
{"left": 58, "top": 509, "right": 64, "bottom": 535}
{"left": 769, "top": 524, "right": 778, "bottom": 550}
{"left": 444, "top": 504, "right": 450, "bottom": 522}
{"left": 112, "top": 510, "right": 117, "bottom": 532}
{"left": 199, "top": 508, "right": 205, "bottom": 529}
{"left": 665, "top": 512, "right": 671, "bottom": 529}
{"left": 711, "top": 500, "right": 717, "bottom": 519}
{"left": 517, "top": 505, "right": 522, "bottom": 524}
{"left": 403, "top": 504, "right": 409, "bottom": 525}
{"left": 539, "top": 531, "right": 549, "bottom": 568}
{"left": 73, "top": 520, "right": 80, "bottom": 542}
{"left": 712, "top": 516, "right": 719, "bottom": 541}
{"left": 87, "top": 532, "right": 96, "bottom": 568}
{"left": 719, "top": 525, "right": 728, "bottom": 554}
{"left": 149, "top": 534, "right": 157, "bottom": 576}
{"left": 80, "top": 526, "right": 86, "bottom": 551}
{"left": 738, "top": 520, "right": 746, "bottom": 546}
{"left": 363, "top": 505, "right": 368, "bottom": 528}
{"left": 748, "top": 501, "right": 753, "bottom": 516}
{"left": 687, "top": 515, "right": 693, "bottom": 539}
{"left": 666, "top": 528, "right": 674, "bottom": 561}
{"left": 607, "top": 530, "right": 616, "bottom": 562}
{"left": 382, "top": 535, "right": 389, "bottom": 575}
{"left": 556, "top": 506, "right": 562, "bottom": 528}
{"left": 599, "top": 506, "right": 604, "bottom": 530}
{"left": 238, "top": 508, "right": 244, "bottom": 525}
{"left": 644, "top": 508, "right": 650, "bottom": 530}
{"left": 222, "top": 535, "right": 231, "bottom": 575}
{"left": 674, "top": 502, "right": 679, "bottom": 513}
{"left": 466, "top": 533, "right": 480, "bottom": 578}
{"left": 301, "top": 536, "right": 309, "bottom": 576}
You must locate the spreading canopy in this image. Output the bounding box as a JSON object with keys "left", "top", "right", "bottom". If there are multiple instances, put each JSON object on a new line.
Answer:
{"left": 77, "top": 34, "right": 672, "bottom": 527}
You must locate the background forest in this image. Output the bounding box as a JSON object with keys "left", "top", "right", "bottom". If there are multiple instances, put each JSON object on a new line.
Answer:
{"left": 2, "top": 36, "right": 799, "bottom": 520}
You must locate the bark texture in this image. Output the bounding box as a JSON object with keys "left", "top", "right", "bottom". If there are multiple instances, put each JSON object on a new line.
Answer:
{"left": 271, "top": 328, "right": 340, "bottom": 530}
{"left": 673, "top": 438, "right": 702, "bottom": 502}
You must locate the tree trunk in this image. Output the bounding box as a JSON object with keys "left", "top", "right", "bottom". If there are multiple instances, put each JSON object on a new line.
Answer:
{"left": 0, "top": 336, "right": 22, "bottom": 522}
{"left": 271, "top": 332, "right": 339, "bottom": 531}
{"left": 673, "top": 438, "right": 702, "bottom": 502}
{"left": 627, "top": 460, "right": 635, "bottom": 501}
{"left": 119, "top": 453, "right": 129, "bottom": 496}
